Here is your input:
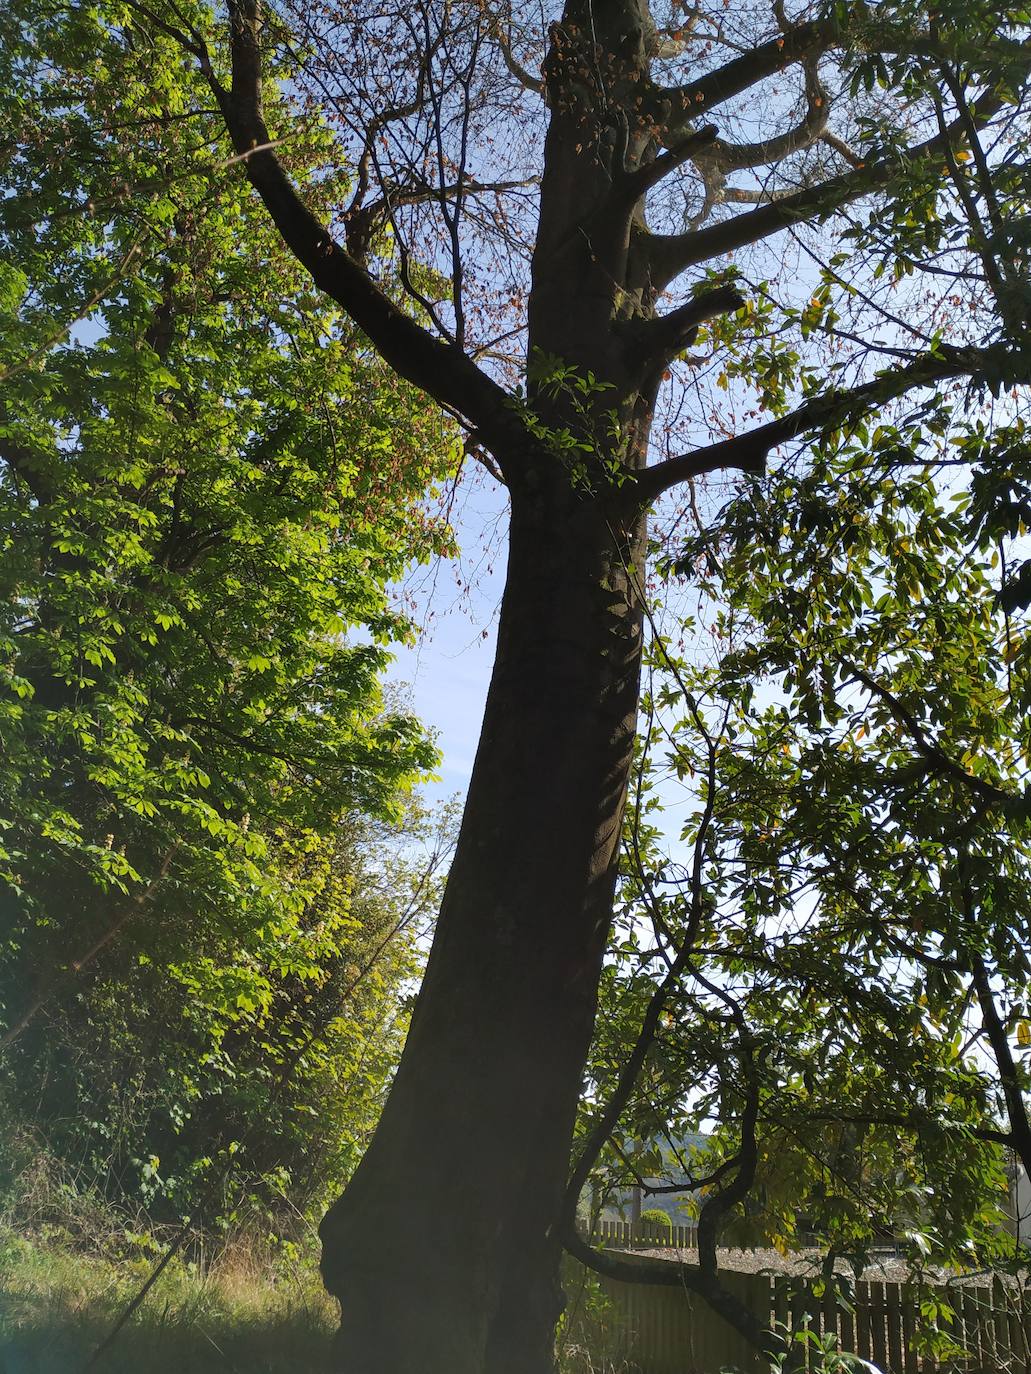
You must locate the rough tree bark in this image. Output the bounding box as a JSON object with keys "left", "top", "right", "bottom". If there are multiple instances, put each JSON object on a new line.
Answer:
{"left": 322, "top": 476, "right": 648, "bottom": 1371}
{"left": 165, "top": 0, "right": 1021, "bottom": 1366}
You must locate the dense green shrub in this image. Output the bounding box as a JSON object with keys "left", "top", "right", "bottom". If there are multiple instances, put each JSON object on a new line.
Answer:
{"left": 0, "top": 0, "right": 456, "bottom": 1226}
{"left": 2, "top": 805, "right": 451, "bottom": 1222}
{"left": 638, "top": 1208, "right": 673, "bottom": 1237}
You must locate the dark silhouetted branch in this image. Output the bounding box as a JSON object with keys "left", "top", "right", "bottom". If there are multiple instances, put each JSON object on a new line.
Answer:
{"left": 632, "top": 347, "right": 981, "bottom": 506}
{"left": 648, "top": 77, "right": 1023, "bottom": 287}
{"left": 645, "top": 20, "right": 834, "bottom": 127}
{"left": 620, "top": 283, "right": 745, "bottom": 366}
{"left": 207, "top": 1, "right": 526, "bottom": 466}
{"left": 562, "top": 1226, "right": 785, "bottom": 1359}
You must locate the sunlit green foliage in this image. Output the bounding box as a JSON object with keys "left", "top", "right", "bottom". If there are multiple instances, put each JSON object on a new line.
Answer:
{"left": 578, "top": 0, "right": 1031, "bottom": 1284}
{"left": 0, "top": 0, "right": 456, "bottom": 1216}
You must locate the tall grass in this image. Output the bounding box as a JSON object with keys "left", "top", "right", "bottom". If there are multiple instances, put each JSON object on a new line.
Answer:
{"left": 0, "top": 1145, "right": 336, "bottom": 1374}
{"left": 0, "top": 1226, "right": 337, "bottom": 1373}
{"left": 0, "top": 1148, "right": 619, "bottom": 1373}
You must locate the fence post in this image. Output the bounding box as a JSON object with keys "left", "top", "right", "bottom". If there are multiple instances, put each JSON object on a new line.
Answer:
{"left": 885, "top": 1282, "right": 904, "bottom": 1372}
{"left": 1006, "top": 1279, "right": 1029, "bottom": 1374}
{"left": 855, "top": 1281, "right": 872, "bottom": 1365}
{"left": 873, "top": 1281, "right": 891, "bottom": 1372}
{"left": 900, "top": 1283, "right": 919, "bottom": 1374}
{"left": 991, "top": 1275, "right": 1009, "bottom": 1371}
{"left": 961, "top": 1286, "right": 983, "bottom": 1370}
{"left": 838, "top": 1277, "right": 857, "bottom": 1365}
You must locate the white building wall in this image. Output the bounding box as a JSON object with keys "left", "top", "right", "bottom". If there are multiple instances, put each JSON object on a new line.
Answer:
{"left": 1008, "top": 1160, "right": 1031, "bottom": 1247}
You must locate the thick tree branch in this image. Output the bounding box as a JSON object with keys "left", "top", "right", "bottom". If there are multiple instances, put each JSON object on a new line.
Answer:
{"left": 800, "top": 1109, "right": 1012, "bottom": 1148}
{"left": 643, "top": 20, "right": 834, "bottom": 129}
{"left": 632, "top": 346, "right": 981, "bottom": 507}
{"left": 649, "top": 165, "right": 867, "bottom": 287}
{"left": 637, "top": 1153, "right": 744, "bottom": 1196}
{"left": 849, "top": 665, "right": 1023, "bottom": 812}
{"left": 969, "top": 952, "right": 1031, "bottom": 1178}
{"left": 701, "top": 60, "right": 828, "bottom": 172}
{"left": 822, "top": 129, "right": 864, "bottom": 169}
{"left": 619, "top": 282, "right": 744, "bottom": 367}
{"left": 648, "top": 19, "right": 1026, "bottom": 140}
{"left": 0, "top": 432, "right": 55, "bottom": 504}
{"left": 562, "top": 1226, "right": 785, "bottom": 1360}
{"left": 722, "top": 186, "right": 771, "bottom": 205}
{"left": 208, "top": 1, "right": 525, "bottom": 463}
{"left": 692, "top": 990, "right": 761, "bottom": 1276}
{"left": 614, "top": 126, "right": 718, "bottom": 202}
{"left": 647, "top": 81, "right": 1020, "bottom": 288}
{"left": 489, "top": 20, "right": 545, "bottom": 96}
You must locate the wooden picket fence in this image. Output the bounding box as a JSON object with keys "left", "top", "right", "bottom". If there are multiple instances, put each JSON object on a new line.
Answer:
{"left": 590, "top": 1218, "right": 829, "bottom": 1254}
{"left": 593, "top": 1217, "right": 702, "bottom": 1251}
{"left": 564, "top": 1242, "right": 1031, "bottom": 1373}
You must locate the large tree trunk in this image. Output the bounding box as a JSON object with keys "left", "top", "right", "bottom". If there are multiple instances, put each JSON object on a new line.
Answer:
{"left": 318, "top": 8, "right": 657, "bottom": 1364}
{"left": 320, "top": 465, "right": 646, "bottom": 1374}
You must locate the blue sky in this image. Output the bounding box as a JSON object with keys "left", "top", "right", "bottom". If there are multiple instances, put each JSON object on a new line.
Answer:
{"left": 387, "top": 471, "right": 508, "bottom": 804}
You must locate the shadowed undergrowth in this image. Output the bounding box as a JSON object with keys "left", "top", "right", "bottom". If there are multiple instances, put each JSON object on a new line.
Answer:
{"left": 0, "top": 1227, "right": 336, "bottom": 1374}
{"left": 0, "top": 1227, "right": 611, "bottom": 1374}
{"left": 0, "top": 1158, "right": 599, "bottom": 1374}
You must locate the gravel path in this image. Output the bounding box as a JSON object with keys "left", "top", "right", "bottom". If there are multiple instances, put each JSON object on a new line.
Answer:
{"left": 630, "top": 1246, "right": 1016, "bottom": 1288}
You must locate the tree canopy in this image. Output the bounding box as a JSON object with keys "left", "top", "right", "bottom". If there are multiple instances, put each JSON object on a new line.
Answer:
{"left": 568, "top": 22, "right": 1031, "bottom": 1323}
{"left": 0, "top": 0, "right": 456, "bottom": 1224}
{"left": 7, "top": 0, "right": 1031, "bottom": 1370}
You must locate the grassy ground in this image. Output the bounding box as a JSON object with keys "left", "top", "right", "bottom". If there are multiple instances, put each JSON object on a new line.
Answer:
{"left": 0, "top": 1228, "right": 623, "bottom": 1374}
{"left": 0, "top": 1227, "right": 337, "bottom": 1374}
{"left": 0, "top": 1232, "right": 627, "bottom": 1374}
